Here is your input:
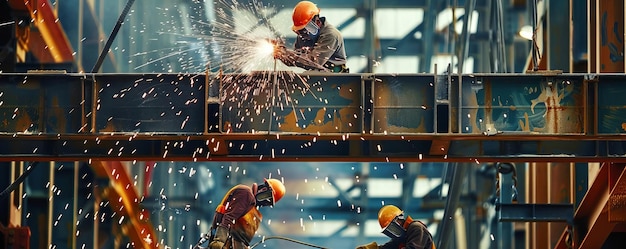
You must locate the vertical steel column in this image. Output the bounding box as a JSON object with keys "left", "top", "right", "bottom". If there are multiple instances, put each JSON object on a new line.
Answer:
{"left": 574, "top": 163, "right": 589, "bottom": 209}
{"left": 589, "top": 0, "right": 625, "bottom": 73}
{"left": 570, "top": 0, "right": 588, "bottom": 72}
{"left": 548, "top": 163, "right": 572, "bottom": 247}
{"left": 77, "top": 0, "right": 84, "bottom": 72}
{"left": 436, "top": 163, "right": 468, "bottom": 249}
{"left": 364, "top": 0, "right": 377, "bottom": 73}
{"left": 598, "top": 0, "right": 624, "bottom": 72}
{"left": 588, "top": 0, "right": 598, "bottom": 73}
{"left": 458, "top": 0, "right": 477, "bottom": 74}
{"left": 47, "top": 162, "right": 55, "bottom": 247}
{"left": 496, "top": 169, "right": 513, "bottom": 249}
{"left": 93, "top": 183, "right": 100, "bottom": 249}
{"left": 72, "top": 162, "right": 79, "bottom": 249}
{"left": 421, "top": 0, "right": 437, "bottom": 73}
{"left": 547, "top": 0, "right": 570, "bottom": 71}
{"left": 526, "top": 162, "right": 549, "bottom": 249}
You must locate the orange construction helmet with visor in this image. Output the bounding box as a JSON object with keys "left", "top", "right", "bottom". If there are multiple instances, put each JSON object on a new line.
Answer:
{"left": 292, "top": 1, "right": 320, "bottom": 32}
{"left": 378, "top": 205, "right": 408, "bottom": 239}
{"left": 255, "top": 178, "right": 286, "bottom": 206}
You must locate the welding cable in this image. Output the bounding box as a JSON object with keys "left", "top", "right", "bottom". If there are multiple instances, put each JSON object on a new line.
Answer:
{"left": 250, "top": 236, "right": 329, "bottom": 249}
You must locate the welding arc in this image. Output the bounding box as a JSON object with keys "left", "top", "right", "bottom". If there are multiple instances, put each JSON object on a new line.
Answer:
{"left": 250, "top": 236, "right": 329, "bottom": 249}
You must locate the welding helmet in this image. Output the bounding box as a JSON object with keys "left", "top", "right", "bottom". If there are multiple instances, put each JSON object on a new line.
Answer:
{"left": 255, "top": 178, "right": 286, "bottom": 206}
{"left": 378, "top": 205, "right": 407, "bottom": 239}
{"left": 292, "top": 1, "right": 321, "bottom": 37}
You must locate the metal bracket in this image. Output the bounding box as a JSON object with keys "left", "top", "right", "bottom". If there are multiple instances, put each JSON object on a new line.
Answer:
{"left": 361, "top": 73, "right": 375, "bottom": 81}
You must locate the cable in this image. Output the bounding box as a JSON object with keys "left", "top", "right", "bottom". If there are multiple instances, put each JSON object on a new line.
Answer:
{"left": 91, "top": 0, "right": 136, "bottom": 73}
{"left": 250, "top": 236, "right": 329, "bottom": 249}
{"left": 0, "top": 162, "right": 39, "bottom": 199}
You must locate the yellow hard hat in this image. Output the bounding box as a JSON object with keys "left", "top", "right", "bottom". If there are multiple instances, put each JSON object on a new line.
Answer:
{"left": 378, "top": 205, "right": 403, "bottom": 229}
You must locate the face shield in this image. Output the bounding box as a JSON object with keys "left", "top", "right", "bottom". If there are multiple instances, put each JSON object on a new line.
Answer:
{"left": 255, "top": 182, "right": 275, "bottom": 207}
{"left": 382, "top": 214, "right": 407, "bottom": 239}
{"left": 294, "top": 16, "right": 320, "bottom": 40}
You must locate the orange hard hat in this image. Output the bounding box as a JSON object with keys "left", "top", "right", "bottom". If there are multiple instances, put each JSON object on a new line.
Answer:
{"left": 265, "top": 178, "right": 286, "bottom": 203}
{"left": 292, "top": 1, "right": 320, "bottom": 31}
{"left": 378, "top": 205, "right": 403, "bottom": 229}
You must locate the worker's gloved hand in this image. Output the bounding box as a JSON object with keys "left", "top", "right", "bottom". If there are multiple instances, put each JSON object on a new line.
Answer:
{"left": 209, "top": 241, "right": 224, "bottom": 249}
{"left": 274, "top": 47, "right": 296, "bottom": 67}
{"left": 209, "top": 226, "right": 228, "bottom": 249}
{"left": 193, "top": 233, "right": 211, "bottom": 249}
{"left": 355, "top": 241, "right": 378, "bottom": 249}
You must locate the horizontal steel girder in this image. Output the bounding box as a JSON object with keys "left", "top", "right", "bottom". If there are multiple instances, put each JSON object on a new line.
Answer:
{"left": 497, "top": 203, "right": 574, "bottom": 222}
{"left": 0, "top": 72, "right": 626, "bottom": 161}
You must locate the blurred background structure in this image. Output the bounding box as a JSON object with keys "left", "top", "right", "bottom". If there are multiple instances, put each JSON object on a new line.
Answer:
{"left": 1, "top": 0, "right": 626, "bottom": 249}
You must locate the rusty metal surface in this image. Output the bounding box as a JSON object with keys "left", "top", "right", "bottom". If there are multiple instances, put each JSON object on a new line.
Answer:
{"left": 608, "top": 164, "right": 626, "bottom": 222}
{"left": 220, "top": 73, "right": 362, "bottom": 133}
{"left": 0, "top": 72, "right": 625, "bottom": 161}
{"left": 91, "top": 161, "right": 159, "bottom": 248}
{"left": 462, "top": 75, "right": 584, "bottom": 134}
{"left": 8, "top": 0, "right": 75, "bottom": 63}
{"left": 598, "top": 0, "right": 625, "bottom": 73}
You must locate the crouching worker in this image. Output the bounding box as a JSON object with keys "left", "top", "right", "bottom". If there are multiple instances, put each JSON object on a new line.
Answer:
{"left": 356, "top": 205, "right": 435, "bottom": 249}
{"left": 194, "top": 178, "right": 286, "bottom": 249}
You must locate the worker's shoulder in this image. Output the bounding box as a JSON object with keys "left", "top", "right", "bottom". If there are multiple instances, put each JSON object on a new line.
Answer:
{"left": 321, "top": 22, "right": 341, "bottom": 35}
{"left": 231, "top": 184, "right": 253, "bottom": 192}
{"left": 408, "top": 220, "right": 430, "bottom": 231}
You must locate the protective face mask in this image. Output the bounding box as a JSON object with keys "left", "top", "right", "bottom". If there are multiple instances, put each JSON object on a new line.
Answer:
{"left": 295, "top": 18, "right": 320, "bottom": 40}
{"left": 382, "top": 216, "right": 407, "bottom": 239}
{"left": 303, "top": 19, "right": 320, "bottom": 35}
{"left": 255, "top": 183, "right": 274, "bottom": 206}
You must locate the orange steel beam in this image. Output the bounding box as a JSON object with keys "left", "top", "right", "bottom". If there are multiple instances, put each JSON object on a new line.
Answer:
{"left": 556, "top": 163, "right": 626, "bottom": 249}
{"left": 91, "top": 161, "right": 160, "bottom": 248}
{"left": 8, "top": 0, "right": 74, "bottom": 63}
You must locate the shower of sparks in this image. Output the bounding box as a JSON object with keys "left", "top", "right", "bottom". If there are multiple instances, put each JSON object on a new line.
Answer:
{"left": 129, "top": 0, "right": 321, "bottom": 133}
{"left": 0, "top": 21, "right": 15, "bottom": 27}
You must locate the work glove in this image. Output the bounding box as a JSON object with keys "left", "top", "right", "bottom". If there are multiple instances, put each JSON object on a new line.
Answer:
{"left": 193, "top": 233, "right": 211, "bottom": 249}
{"left": 355, "top": 241, "right": 378, "bottom": 249}
{"left": 209, "top": 226, "right": 228, "bottom": 249}
{"left": 273, "top": 46, "right": 296, "bottom": 66}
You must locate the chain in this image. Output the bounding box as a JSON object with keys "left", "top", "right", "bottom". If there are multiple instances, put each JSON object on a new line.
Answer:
{"left": 494, "top": 163, "right": 518, "bottom": 204}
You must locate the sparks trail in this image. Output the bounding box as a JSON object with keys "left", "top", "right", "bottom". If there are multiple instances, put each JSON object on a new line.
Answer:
{"left": 131, "top": 0, "right": 328, "bottom": 132}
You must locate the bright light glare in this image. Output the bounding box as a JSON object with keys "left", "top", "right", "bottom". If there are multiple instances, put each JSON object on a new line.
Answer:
{"left": 518, "top": 25, "right": 533, "bottom": 40}
{"left": 256, "top": 40, "right": 275, "bottom": 58}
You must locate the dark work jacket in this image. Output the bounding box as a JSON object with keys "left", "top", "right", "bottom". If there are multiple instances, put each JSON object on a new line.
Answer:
{"left": 211, "top": 185, "right": 262, "bottom": 249}
{"left": 294, "top": 17, "right": 347, "bottom": 70}
{"left": 379, "top": 221, "right": 435, "bottom": 249}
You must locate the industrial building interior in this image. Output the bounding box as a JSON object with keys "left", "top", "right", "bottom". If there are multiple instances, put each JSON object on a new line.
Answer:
{"left": 1, "top": 0, "right": 626, "bottom": 249}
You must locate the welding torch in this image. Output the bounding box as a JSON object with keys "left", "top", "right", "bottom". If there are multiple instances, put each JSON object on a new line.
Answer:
{"left": 267, "top": 38, "right": 328, "bottom": 72}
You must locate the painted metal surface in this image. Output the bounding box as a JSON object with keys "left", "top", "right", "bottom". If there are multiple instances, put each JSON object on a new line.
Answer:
{"left": 7, "top": 0, "right": 75, "bottom": 63}
{"left": 90, "top": 161, "right": 159, "bottom": 248}
{"left": 555, "top": 163, "right": 626, "bottom": 249}
{"left": 498, "top": 203, "right": 573, "bottom": 222}
{"left": 220, "top": 73, "right": 362, "bottom": 133}
{"left": 598, "top": 0, "right": 624, "bottom": 72}
{"left": 461, "top": 74, "right": 584, "bottom": 134}
{"left": 0, "top": 72, "right": 626, "bottom": 161}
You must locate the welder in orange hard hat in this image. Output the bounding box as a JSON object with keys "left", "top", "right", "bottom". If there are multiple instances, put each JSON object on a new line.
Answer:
{"left": 356, "top": 205, "right": 436, "bottom": 249}
{"left": 194, "top": 178, "right": 286, "bottom": 249}
{"left": 274, "top": 1, "right": 349, "bottom": 73}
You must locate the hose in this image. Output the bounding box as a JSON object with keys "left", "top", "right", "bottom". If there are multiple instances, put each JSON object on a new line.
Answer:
{"left": 250, "top": 236, "right": 329, "bottom": 249}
